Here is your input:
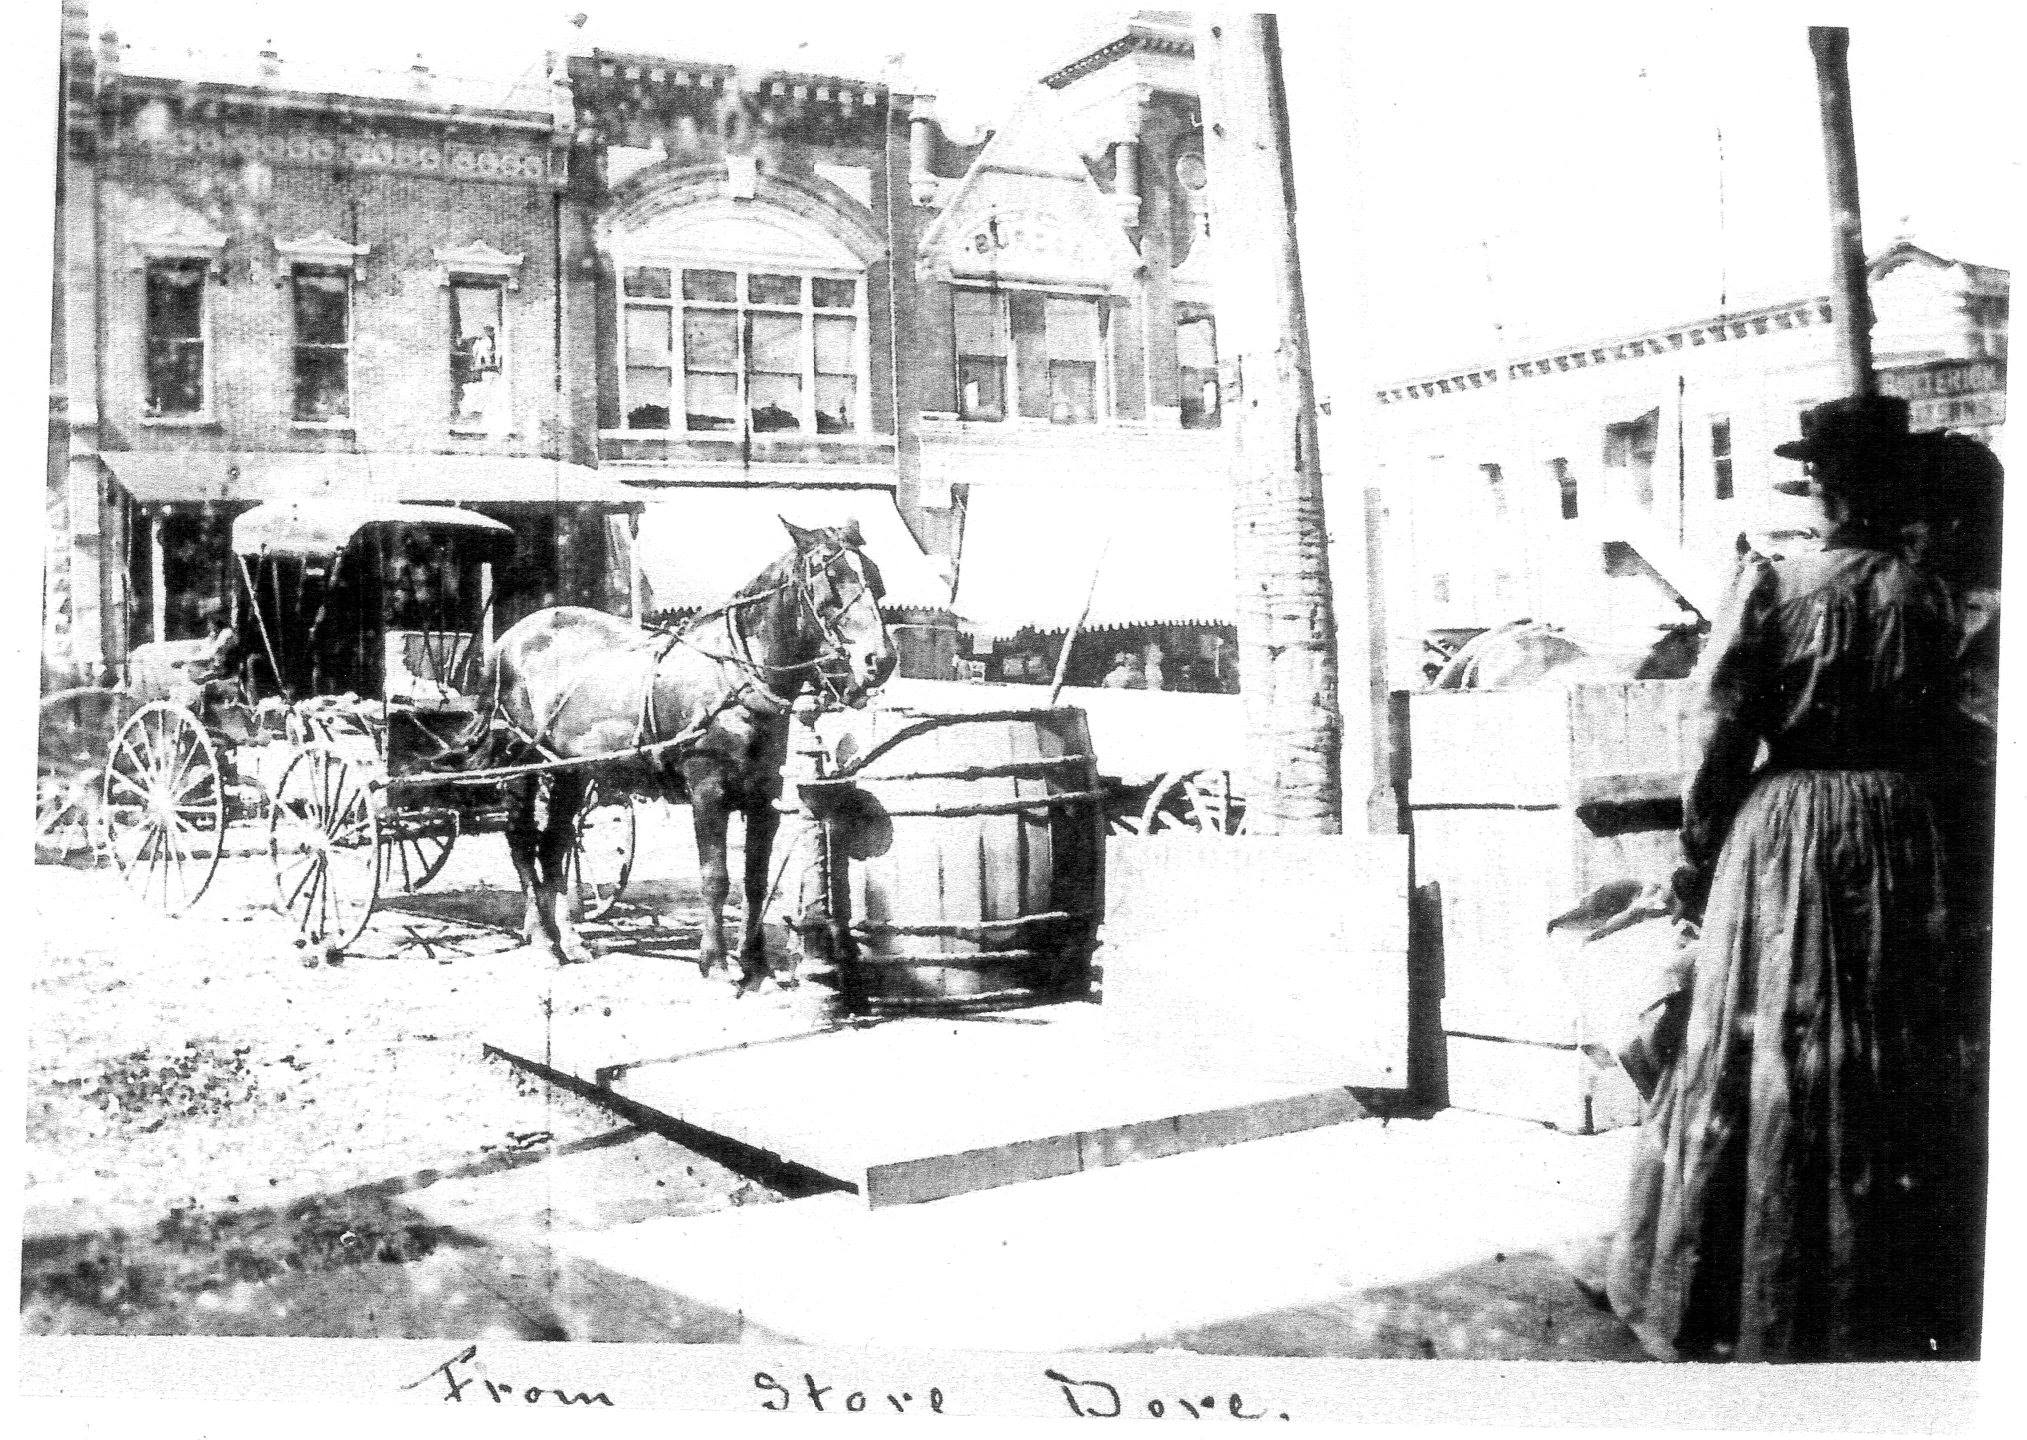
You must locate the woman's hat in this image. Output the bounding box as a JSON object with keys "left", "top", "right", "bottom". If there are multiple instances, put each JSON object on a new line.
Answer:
{"left": 1771, "top": 395, "right": 1912, "bottom": 493}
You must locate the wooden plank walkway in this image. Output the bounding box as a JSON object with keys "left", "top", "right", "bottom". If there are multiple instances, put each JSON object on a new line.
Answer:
{"left": 488, "top": 1000, "right": 1368, "bottom": 1206}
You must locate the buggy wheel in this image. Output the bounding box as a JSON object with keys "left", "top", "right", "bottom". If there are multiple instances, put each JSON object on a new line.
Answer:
{"left": 269, "top": 745, "right": 382, "bottom": 953}
{"left": 38, "top": 687, "right": 139, "bottom": 859}
{"left": 570, "top": 783, "right": 636, "bottom": 920}
{"left": 380, "top": 808, "right": 459, "bottom": 894}
{"left": 1139, "top": 768, "right": 1249, "bottom": 837}
{"left": 100, "top": 701, "right": 226, "bottom": 914}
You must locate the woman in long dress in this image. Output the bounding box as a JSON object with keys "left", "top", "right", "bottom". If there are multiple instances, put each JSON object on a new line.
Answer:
{"left": 1604, "top": 396, "right": 1974, "bottom": 1361}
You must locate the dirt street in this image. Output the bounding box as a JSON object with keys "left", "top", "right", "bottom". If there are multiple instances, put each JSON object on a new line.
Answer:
{"left": 24, "top": 805, "right": 1646, "bottom": 1358}
{"left": 22, "top": 807, "right": 791, "bottom": 1339}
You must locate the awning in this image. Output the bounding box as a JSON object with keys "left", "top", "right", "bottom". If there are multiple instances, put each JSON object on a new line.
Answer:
{"left": 955, "top": 484, "right": 1235, "bottom": 638}
{"left": 633, "top": 485, "right": 950, "bottom": 613}
{"left": 99, "top": 451, "right": 645, "bottom": 509}
{"left": 232, "top": 500, "right": 517, "bottom": 560}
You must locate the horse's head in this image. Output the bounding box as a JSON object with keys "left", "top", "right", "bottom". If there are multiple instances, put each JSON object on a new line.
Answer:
{"left": 783, "top": 518, "right": 896, "bottom": 705}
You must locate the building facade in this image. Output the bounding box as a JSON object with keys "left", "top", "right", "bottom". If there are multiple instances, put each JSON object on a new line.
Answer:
{"left": 49, "top": 5, "right": 651, "bottom": 684}
{"left": 47, "top": 7, "right": 1250, "bottom": 695}
{"left": 1365, "top": 242, "right": 2008, "bottom": 683}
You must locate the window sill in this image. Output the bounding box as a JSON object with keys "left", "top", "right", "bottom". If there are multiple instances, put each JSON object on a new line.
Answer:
{"left": 597, "top": 429, "right": 887, "bottom": 444}
{"left": 140, "top": 414, "right": 221, "bottom": 429}
{"left": 450, "top": 426, "right": 519, "bottom": 439}
{"left": 292, "top": 420, "right": 356, "bottom": 433}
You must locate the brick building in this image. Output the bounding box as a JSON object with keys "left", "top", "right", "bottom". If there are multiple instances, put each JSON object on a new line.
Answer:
{"left": 49, "top": 5, "right": 668, "bottom": 685}
{"left": 47, "top": 7, "right": 1252, "bottom": 693}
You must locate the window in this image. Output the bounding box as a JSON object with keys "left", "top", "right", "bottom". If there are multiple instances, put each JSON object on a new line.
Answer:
{"left": 952, "top": 289, "right": 1104, "bottom": 425}
{"left": 144, "top": 260, "right": 208, "bottom": 418}
{"left": 1709, "top": 416, "right": 1734, "bottom": 500}
{"left": 1479, "top": 463, "right": 1508, "bottom": 517}
{"left": 955, "top": 289, "right": 1007, "bottom": 421}
{"left": 1177, "top": 311, "right": 1220, "bottom": 429}
{"left": 618, "top": 263, "right": 863, "bottom": 435}
{"left": 1550, "top": 457, "right": 1579, "bottom": 519}
{"left": 451, "top": 281, "right": 508, "bottom": 434}
{"left": 291, "top": 266, "right": 352, "bottom": 422}
{"left": 1602, "top": 410, "right": 1659, "bottom": 509}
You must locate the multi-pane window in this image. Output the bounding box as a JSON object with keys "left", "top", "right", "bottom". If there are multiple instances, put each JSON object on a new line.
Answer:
{"left": 953, "top": 289, "right": 1103, "bottom": 425}
{"left": 1550, "top": 456, "right": 1579, "bottom": 519}
{"left": 1176, "top": 311, "right": 1220, "bottom": 429}
{"left": 1710, "top": 415, "right": 1734, "bottom": 500}
{"left": 955, "top": 289, "right": 1008, "bottom": 421}
{"left": 619, "top": 264, "right": 862, "bottom": 435}
{"left": 451, "top": 281, "right": 508, "bottom": 434}
{"left": 291, "top": 266, "right": 352, "bottom": 422}
{"left": 144, "top": 260, "right": 208, "bottom": 418}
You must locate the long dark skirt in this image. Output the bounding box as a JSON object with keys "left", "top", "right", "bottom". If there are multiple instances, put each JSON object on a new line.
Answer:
{"left": 1605, "top": 768, "right": 1969, "bottom": 1361}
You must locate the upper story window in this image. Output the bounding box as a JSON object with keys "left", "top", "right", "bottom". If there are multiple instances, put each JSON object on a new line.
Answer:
{"left": 1710, "top": 416, "right": 1734, "bottom": 500}
{"left": 619, "top": 264, "right": 864, "bottom": 435}
{"left": 953, "top": 288, "right": 1103, "bottom": 425}
{"left": 144, "top": 259, "right": 208, "bottom": 419}
{"left": 451, "top": 281, "right": 508, "bottom": 435}
{"left": 1602, "top": 409, "right": 1659, "bottom": 510}
{"left": 1550, "top": 456, "right": 1579, "bottom": 519}
{"left": 1176, "top": 311, "right": 1220, "bottom": 429}
{"left": 1479, "top": 462, "right": 1508, "bottom": 517}
{"left": 291, "top": 265, "right": 353, "bottom": 423}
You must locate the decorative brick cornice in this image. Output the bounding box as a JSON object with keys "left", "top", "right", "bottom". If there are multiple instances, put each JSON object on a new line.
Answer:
{"left": 1373, "top": 297, "right": 1835, "bottom": 405}
{"left": 1042, "top": 24, "right": 1195, "bottom": 91}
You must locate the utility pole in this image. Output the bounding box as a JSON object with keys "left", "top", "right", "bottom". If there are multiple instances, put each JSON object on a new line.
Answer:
{"left": 1807, "top": 26, "right": 1877, "bottom": 397}
{"left": 1196, "top": 11, "right": 1344, "bottom": 834}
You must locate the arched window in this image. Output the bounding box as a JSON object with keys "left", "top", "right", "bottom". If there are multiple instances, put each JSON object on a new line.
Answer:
{"left": 610, "top": 199, "right": 870, "bottom": 437}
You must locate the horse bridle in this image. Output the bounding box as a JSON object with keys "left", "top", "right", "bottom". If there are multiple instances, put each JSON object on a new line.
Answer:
{"left": 671, "top": 540, "right": 883, "bottom": 711}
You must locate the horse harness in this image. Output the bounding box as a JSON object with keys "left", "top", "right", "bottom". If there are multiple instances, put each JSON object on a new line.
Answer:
{"left": 501, "top": 539, "right": 877, "bottom": 770}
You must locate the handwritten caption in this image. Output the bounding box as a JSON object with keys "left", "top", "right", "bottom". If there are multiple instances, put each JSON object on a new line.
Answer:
{"left": 409, "top": 1346, "right": 612, "bottom": 1407}
{"left": 406, "top": 1347, "right": 1290, "bottom": 1419}
{"left": 1044, "top": 1369, "right": 1291, "bottom": 1421}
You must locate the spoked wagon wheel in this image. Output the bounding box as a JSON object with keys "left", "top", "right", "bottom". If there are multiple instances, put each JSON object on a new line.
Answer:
{"left": 37, "top": 687, "right": 139, "bottom": 860}
{"left": 1139, "top": 767, "right": 1250, "bottom": 837}
{"left": 269, "top": 745, "right": 382, "bottom": 954}
{"left": 100, "top": 701, "right": 227, "bottom": 914}
{"left": 569, "top": 783, "right": 636, "bottom": 921}
{"left": 380, "top": 808, "right": 459, "bottom": 895}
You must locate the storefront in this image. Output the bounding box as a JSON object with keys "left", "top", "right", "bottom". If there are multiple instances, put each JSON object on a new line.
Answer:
{"left": 953, "top": 483, "right": 1239, "bottom": 692}
{"left": 95, "top": 451, "right": 644, "bottom": 669}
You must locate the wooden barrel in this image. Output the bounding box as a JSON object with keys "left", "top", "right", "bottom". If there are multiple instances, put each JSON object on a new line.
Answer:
{"left": 884, "top": 605, "right": 962, "bottom": 680}
{"left": 820, "top": 705, "right": 1104, "bottom": 1012}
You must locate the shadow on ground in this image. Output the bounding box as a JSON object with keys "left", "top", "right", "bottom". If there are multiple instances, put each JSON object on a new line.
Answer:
{"left": 19, "top": 1123, "right": 813, "bottom": 1342}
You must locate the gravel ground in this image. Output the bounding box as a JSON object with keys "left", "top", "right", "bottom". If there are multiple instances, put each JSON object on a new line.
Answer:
{"left": 21, "top": 804, "right": 794, "bottom": 1339}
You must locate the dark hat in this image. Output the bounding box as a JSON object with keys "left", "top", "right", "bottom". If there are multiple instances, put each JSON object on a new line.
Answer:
{"left": 1771, "top": 396, "right": 1912, "bottom": 494}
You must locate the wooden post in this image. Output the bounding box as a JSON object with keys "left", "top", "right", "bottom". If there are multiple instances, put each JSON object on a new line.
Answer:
{"left": 1807, "top": 26, "right": 1877, "bottom": 398}
{"left": 149, "top": 512, "right": 167, "bottom": 644}
{"left": 1197, "top": 11, "right": 1344, "bottom": 834}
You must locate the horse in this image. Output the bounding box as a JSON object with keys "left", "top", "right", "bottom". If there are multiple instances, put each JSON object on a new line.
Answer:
{"left": 467, "top": 519, "right": 895, "bottom": 990}
{"left": 1426, "top": 618, "right": 1702, "bottom": 690}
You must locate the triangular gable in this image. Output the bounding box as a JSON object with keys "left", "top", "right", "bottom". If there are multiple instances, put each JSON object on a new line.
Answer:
{"left": 916, "top": 87, "right": 1142, "bottom": 291}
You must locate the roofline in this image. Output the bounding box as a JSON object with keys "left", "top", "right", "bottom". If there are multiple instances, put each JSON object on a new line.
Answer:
{"left": 115, "top": 71, "right": 556, "bottom": 132}
{"left": 1041, "top": 20, "right": 1195, "bottom": 90}
{"left": 576, "top": 48, "right": 889, "bottom": 100}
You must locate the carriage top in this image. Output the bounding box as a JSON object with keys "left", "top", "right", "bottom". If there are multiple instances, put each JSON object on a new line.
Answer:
{"left": 231, "top": 499, "right": 517, "bottom": 561}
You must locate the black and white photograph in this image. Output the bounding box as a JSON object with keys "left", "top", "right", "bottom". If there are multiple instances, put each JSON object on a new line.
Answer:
{"left": 14, "top": 0, "right": 2017, "bottom": 1427}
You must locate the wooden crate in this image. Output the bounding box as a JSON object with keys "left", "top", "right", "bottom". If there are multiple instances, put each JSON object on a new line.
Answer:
{"left": 1408, "top": 680, "right": 1696, "bottom": 1132}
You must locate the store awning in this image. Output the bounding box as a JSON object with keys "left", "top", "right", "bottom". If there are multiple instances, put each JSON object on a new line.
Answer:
{"left": 100, "top": 451, "right": 644, "bottom": 509}
{"left": 955, "top": 484, "right": 1235, "bottom": 638}
{"left": 634, "top": 485, "right": 950, "bottom": 614}
{"left": 232, "top": 500, "right": 517, "bottom": 560}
